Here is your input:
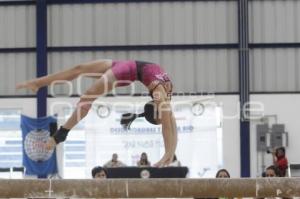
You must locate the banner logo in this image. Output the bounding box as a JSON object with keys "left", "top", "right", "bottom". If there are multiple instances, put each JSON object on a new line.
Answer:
{"left": 24, "top": 130, "right": 54, "bottom": 162}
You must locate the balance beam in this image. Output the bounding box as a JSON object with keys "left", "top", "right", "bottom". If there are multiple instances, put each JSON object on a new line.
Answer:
{"left": 0, "top": 178, "right": 299, "bottom": 198}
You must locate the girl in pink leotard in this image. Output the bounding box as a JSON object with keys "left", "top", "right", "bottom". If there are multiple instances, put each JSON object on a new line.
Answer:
{"left": 16, "top": 59, "right": 177, "bottom": 167}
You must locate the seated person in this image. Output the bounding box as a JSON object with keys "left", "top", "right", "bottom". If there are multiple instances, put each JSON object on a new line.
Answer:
{"left": 104, "top": 153, "right": 127, "bottom": 168}
{"left": 91, "top": 166, "right": 107, "bottom": 179}
{"left": 168, "top": 154, "right": 181, "bottom": 167}
{"left": 215, "top": 169, "right": 232, "bottom": 199}
{"left": 195, "top": 169, "right": 231, "bottom": 199}
{"left": 260, "top": 166, "right": 281, "bottom": 199}
{"left": 215, "top": 169, "right": 230, "bottom": 178}
{"left": 264, "top": 165, "right": 278, "bottom": 177}
{"left": 137, "top": 152, "right": 151, "bottom": 167}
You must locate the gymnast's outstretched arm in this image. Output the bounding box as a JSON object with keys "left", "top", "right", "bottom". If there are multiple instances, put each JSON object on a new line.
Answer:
{"left": 152, "top": 84, "right": 177, "bottom": 167}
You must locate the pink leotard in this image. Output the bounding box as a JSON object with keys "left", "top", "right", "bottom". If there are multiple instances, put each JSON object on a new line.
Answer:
{"left": 111, "top": 60, "right": 172, "bottom": 99}
{"left": 111, "top": 60, "right": 171, "bottom": 88}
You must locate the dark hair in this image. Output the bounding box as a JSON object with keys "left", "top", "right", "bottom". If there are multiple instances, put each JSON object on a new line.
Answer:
{"left": 140, "top": 152, "right": 150, "bottom": 165}
{"left": 276, "top": 147, "right": 285, "bottom": 156}
{"left": 215, "top": 169, "right": 230, "bottom": 178}
{"left": 173, "top": 154, "right": 177, "bottom": 161}
{"left": 120, "top": 101, "right": 160, "bottom": 129}
{"left": 91, "top": 166, "right": 107, "bottom": 178}
{"left": 266, "top": 165, "right": 279, "bottom": 176}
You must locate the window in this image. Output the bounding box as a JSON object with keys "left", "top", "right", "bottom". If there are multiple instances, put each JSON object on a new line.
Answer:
{"left": 63, "top": 132, "right": 86, "bottom": 179}
{"left": 58, "top": 97, "right": 223, "bottom": 178}
{"left": 0, "top": 109, "right": 23, "bottom": 178}
{"left": 61, "top": 108, "right": 86, "bottom": 179}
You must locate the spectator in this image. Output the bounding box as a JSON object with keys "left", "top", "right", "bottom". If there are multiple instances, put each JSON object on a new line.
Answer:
{"left": 272, "top": 147, "right": 288, "bottom": 177}
{"left": 215, "top": 169, "right": 232, "bottom": 199}
{"left": 137, "top": 152, "right": 151, "bottom": 167}
{"left": 104, "top": 153, "right": 127, "bottom": 168}
{"left": 194, "top": 169, "right": 231, "bottom": 199}
{"left": 264, "top": 165, "right": 278, "bottom": 177}
{"left": 216, "top": 169, "right": 230, "bottom": 178}
{"left": 168, "top": 154, "right": 181, "bottom": 167}
{"left": 91, "top": 166, "right": 107, "bottom": 179}
{"left": 260, "top": 166, "right": 282, "bottom": 199}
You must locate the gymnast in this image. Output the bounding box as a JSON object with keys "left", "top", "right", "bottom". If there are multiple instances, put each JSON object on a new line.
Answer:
{"left": 16, "top": 59, "right": 177, "bottom": 167}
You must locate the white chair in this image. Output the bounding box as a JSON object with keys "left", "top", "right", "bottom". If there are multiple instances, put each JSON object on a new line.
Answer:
{"left": 289, "top": 163, "right": 300, "bottom": 177}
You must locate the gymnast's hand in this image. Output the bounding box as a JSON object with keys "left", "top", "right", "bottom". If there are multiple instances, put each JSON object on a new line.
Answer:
{"left": 45, "top": 126, "right": 70, "bottom": 150}
{"left": 153, "top": 153, "right": 174, "bottom": 167}
{"left": 45, "top": 137, "right": 57, "bottom": 151}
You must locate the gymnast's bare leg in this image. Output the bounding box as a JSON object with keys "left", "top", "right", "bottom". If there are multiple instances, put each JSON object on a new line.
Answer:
{"left": 16, "top": 59, "right": 112, "bottom": 93}
{"left": 45, "top": 68, "right": 116, "bottom": 150}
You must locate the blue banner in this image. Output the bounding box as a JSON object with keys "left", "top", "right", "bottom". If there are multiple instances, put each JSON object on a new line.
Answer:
{"left": 21, "top": 115, "right": 58, "bottom": 176}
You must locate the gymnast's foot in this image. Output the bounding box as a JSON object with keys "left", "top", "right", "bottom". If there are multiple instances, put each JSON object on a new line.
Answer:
{"left": 16, "top": 81, "right": 39, "bottom": 93}
{"left": 153, "top": 153, "right": 174, "bottom": 167}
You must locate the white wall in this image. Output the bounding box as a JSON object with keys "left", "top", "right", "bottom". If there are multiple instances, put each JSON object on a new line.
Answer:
{"left": 215, "top": 95, "right": 240, "bottom": 177}
{"left": 250, "top": 94, "right": 300, "bottom": 177}
{"left": 0, "top": 96, "right": 242, "bottom": 178}
{"left": 2, "top": 94, "right": 300, "bottom": 178}
{"left": 0, "top": 98, "right": 36, "bottom": 117}
{"left": 215, "top": 94, "right": 300, "bottom": 178}
{"left": 47, "top": 95, "right": 241, "bottom": 177}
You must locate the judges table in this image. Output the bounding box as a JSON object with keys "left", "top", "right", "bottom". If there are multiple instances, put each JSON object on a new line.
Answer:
{"left": 106, "top": 167, "right": 188, "bottom": 178}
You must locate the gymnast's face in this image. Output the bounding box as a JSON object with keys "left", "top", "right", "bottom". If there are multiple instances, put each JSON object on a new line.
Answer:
{"left": 94, "top": 170, "right": 107, "bottom": 179}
